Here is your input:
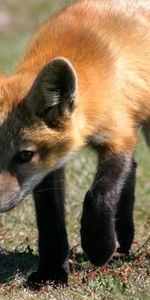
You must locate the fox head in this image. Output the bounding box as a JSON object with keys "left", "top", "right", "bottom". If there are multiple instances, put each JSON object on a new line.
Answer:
{"left": 0, "top": 57, "right": 82, "bottom": 212}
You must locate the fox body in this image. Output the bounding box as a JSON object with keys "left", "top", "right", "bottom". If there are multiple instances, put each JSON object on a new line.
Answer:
{"left": 0, "top": 0, "right": 150, "bottom": 285}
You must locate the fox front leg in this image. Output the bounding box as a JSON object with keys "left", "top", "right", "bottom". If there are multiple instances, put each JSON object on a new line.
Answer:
{"left": 81, "top": 152, "right": 133, "bottom": 266}
{"left": 27, "top": 167, "right": 69, "bottom": 288}
{"left": 115, "top": 159, "right": 137, "bottom": 255}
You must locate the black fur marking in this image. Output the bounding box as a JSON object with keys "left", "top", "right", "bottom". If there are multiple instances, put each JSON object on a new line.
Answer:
{"left": 80, "top": 153, "right": 132, "bottom": 266}
{"left": 27, "top": 57, "right": 77, "bottom": 128}
{"left": 27, "top": 167, "right": 69, "bottom": 287}
{"left": 0, "top": 103, "right": 37, "bottom": 172}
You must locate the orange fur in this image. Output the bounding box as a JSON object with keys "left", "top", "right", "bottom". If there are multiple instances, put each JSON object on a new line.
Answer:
{"left": 1, "top": 0, "right": 150, "bottom": 155}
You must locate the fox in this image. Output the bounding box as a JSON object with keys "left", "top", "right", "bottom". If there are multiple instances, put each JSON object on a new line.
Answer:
{"left": 0, "top": 0, "right": 150, "bottom": 286}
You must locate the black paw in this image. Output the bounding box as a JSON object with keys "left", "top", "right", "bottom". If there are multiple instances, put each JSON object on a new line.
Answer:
{"left": 81, "top": 191, "right": 116, "bottom": 266}
{"left": 26, "top": 268, "right": 68, "bottom": 289}
{"left": 81, "top": 224, "right": 116, "bottom": 266}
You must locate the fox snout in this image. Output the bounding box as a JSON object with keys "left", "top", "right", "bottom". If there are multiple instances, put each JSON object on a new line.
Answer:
{"left": 0, "top": 172, "right": 22, "bottom": 212}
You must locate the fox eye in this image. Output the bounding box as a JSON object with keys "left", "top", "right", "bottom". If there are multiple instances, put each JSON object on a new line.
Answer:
{"left": 14, "top": 150, "right": 34, "bottom": 163}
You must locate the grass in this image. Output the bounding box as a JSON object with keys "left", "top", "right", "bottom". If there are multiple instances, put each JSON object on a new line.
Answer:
{"left": 0, "top": 1, "right": 149, "bottom": 299}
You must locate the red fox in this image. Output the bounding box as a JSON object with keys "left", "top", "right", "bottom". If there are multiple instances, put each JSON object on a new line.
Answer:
{"left": 0, "top": 0, "right": 150, "bottom": 286}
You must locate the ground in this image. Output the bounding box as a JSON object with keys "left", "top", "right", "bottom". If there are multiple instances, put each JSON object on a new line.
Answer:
{"left": 0, "top": 1, "right": 149, "bottom": 299}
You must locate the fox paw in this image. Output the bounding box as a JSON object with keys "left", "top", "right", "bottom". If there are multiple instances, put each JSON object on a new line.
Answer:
{"left": 27, "top": 269, "right": 68, "bottom": 289}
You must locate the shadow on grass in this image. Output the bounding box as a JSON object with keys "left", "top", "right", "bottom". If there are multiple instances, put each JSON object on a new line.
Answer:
{"left": 0, "top": 246, "right": 38, "bottom": 283}
{"left": 0, "top": 246, "right": 149, "bottom": 284}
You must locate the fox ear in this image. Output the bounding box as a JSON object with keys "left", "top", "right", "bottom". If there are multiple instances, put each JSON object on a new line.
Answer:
{"left": 27, "top": 57, "right": 77, "bottom": 127}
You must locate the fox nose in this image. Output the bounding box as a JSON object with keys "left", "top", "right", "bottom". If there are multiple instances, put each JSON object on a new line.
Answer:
{"left": 0, "top": 171, "right": 15, "bottom": 194}
{"left": 0, "top": 171, "right": 20, "bottom": 212}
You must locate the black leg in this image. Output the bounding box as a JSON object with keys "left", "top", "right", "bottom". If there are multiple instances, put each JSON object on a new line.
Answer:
{"left": 27, "top": 167, "right": 69, "bottom": 287}
{"left": 81, "top": 153, "right": 132, "bottom": 266}
{"left": 115, "top": 160, "right": 137, "bottom": 255}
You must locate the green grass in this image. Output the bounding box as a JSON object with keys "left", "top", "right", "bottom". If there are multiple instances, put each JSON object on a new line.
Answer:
{"left": 0, "top": 1, "right": 150, "bottom": 299}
